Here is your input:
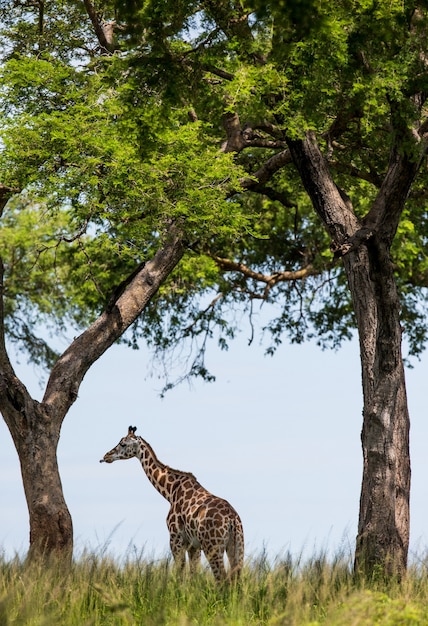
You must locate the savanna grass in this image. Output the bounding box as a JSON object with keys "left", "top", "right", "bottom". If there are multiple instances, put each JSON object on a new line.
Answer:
{"left": 2, "top": 548, "right": 428, "bottom": 625}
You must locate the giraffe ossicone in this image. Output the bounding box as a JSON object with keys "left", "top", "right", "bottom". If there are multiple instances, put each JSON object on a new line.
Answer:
{"left": 100, "top": 425, "right": 244, "bottom": 582}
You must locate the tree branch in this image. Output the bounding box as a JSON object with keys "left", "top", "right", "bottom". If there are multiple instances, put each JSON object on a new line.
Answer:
{"left": 82, "top": 0, "right": 118, "bottom": 53}
{"left": 221, "top": 109, "right": 245, "bottom": 153}
{"left": 0, "top": 184, "right": 20, "bottom": 216}
{"left": 0, "top": 187, "right": 37, "bottom": 436}
{"left": 221, "top": 115, "right": 287, "bottom": 155}
{"left": 199, "top": 0, "right": 261, "bottom": 62}
{"left": 210, "top": 253, "right": 316, "bottom": 299}
{"left": 361, "top": 127, "right": 427, "bottom": 246}
{"left": 286, "top": 131, "right": 360, "bottom": 247}
{"left": 42, "top": 228, "right": 185, "bottom": 417}
{"left": 254, "top": 121, "right": 285, "bottom": 140}
{"left": 201, "top": 64, "right": 234, "bottom": 81}
{"left": 248, "top": 184, "right": 297, "bottom": 207}
{"left": 329, "top": 160, "right": 383, "bottom": 188}
{"left": 0, "top": 255, "right": 35, "bottom": 438}
{"left": 240, "top": 149, "right": 293, "bottom": 189}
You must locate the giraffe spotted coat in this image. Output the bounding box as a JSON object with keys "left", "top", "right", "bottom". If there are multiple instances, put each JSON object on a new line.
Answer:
{"left": 100, "top": 426, "right": 244, "bottom": 581}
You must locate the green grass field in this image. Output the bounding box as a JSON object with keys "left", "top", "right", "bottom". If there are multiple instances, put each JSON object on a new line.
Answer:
{"left": 2, "top": 549, "right": 428, "bottom": 625}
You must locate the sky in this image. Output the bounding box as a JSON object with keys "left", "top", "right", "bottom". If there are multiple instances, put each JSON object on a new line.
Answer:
{"left": 1, "top": 323, "right": 427, "bottom": 565}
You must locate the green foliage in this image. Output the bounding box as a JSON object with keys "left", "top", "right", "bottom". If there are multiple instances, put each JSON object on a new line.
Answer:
{"left": 111, "top": 0, "right": 428, "bottom": 367}
{"left": 0, "top": 54, "right": 246, "bottom": 246}
{"left": 0, "top": 10, "right": 250, "bottom": 364}
{"left": 1, "top": 0, "right": 427, "bottom": 371}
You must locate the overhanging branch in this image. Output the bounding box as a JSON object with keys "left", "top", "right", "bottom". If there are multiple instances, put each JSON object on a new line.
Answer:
{"left": 42, "top": 228, "right": 185, "bottom": 417}
{"left": 210, "top": 253, "right": 316, "bottom": 299}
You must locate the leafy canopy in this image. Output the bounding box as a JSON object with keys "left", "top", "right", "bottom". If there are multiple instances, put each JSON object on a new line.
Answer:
{"left": 0, "top": 3, "right": 249, "bottom": 364}
{"left": 0, "top": 0, "right": 427, "bottom": 376}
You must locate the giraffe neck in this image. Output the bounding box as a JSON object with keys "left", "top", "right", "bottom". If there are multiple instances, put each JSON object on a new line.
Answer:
{"left": 136, "top": 436, "right": 193, "bottom": 503}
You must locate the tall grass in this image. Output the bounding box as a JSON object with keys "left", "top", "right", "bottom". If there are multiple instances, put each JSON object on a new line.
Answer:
{"left": 2, "top": 548, "right": 428, "bottom": 625}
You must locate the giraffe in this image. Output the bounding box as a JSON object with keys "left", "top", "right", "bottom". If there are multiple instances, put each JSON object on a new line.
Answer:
{"left": 100, "top": 426, "right": 244, "bottom": 582}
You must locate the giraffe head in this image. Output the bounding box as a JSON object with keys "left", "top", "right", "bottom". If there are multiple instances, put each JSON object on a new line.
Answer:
{"left": 100, "top": 426, "right": 139, "bottom": 463}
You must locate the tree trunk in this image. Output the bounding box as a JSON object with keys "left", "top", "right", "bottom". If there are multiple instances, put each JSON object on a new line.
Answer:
{"left": 286, "top": 132, "right": 416, "bottom": 577}
{"left": 0, "top": 378, "right": 73, "bottom": 561}
{"left": 0, "top": 230, "right": 185, "bottom": 560}
{"left": 343, "top": 242, "right": 410, "bottom": 576}
{"left": 16, "top": 415, "right": 73, "bottom": 561}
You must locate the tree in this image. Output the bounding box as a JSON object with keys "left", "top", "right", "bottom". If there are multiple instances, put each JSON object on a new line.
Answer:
{"left": 1, "top": 0, "right": 428, "bottom": 579}
{"left": 0, "top": 0, "right": 246, "bottom": 560}
{"left": 105, "top": 0, "right": 427, "bottom": 577}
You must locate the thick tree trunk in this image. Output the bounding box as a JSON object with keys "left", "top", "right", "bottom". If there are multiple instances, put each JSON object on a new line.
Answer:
{"left": 286, "top": 132, "right": 417, "bottom": 577}
{"left": 16, "top": 416, "right": 73, "bottom": 560}
{"left": 0, "top": 230, "right": 185, "bottom": 560}
{"left": 0, "top": 384, "right": 74, "bottom": 562}
{"left": 344, "top": 243, "right": 410, "bottom": 576}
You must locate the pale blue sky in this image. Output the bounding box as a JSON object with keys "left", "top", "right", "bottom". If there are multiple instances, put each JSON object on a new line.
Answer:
{"left": 1, "top": 326, "right": 427, "bottom": 564}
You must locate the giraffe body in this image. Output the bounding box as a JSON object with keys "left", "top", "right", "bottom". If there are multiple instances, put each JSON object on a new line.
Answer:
{"left": 100, "top": 426, "right": 244, "bottom": 581}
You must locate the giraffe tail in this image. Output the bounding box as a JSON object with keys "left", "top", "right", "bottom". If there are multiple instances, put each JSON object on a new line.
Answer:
{"left": 227, "top": 515, "right": 244, "bottom": 580}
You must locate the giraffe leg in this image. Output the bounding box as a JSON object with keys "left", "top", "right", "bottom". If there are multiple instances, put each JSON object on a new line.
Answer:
{"left": 188, "top": 546, "right": 201, "bottom": 575}
{"left": 171, "top": 544, "right": 186, "bottom": 573}
{"left": 204, "top": 548, "right": 227, "bottom": 582}
{"left": 169, "top": 533, "right": 186, "bottom": 573}
{"left": 167, "top": 511, "right": 187, "bottom": 573}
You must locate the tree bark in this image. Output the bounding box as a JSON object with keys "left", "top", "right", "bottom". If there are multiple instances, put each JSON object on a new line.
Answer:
{"left": 0, "top": 229, "right": 185, "bottom": 560}
{"left": 351, "top": 240, "right": 410, "bottom": 576}
{"left": 6, "top": 403, "right": 73, "bottom": 561}
{"left": 286, "top": 131, "right": 420, "bottom": 576}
